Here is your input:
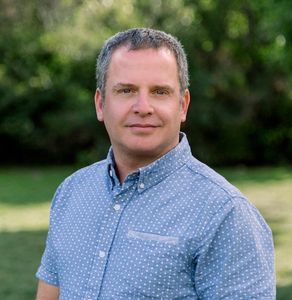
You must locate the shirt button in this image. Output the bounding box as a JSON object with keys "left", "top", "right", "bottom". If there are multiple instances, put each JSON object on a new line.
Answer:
{"left": 139, "top": 182, "right": 145, "bottom": 189}
{"left": 99, "top": 250, "right": 106, "bottom": 258}
{"left": 109, "top": 170, "right": 113, "bottom": 177}
{"left": 113, "top": 203, "right": 121, "bottom": 211}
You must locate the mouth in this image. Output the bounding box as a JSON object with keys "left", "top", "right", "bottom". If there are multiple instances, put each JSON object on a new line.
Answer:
{"left": 126, "top": 123, "right": 160, "bottom": 133}
{"left": 127, "top": 124, "right": 158, "bottom": 128}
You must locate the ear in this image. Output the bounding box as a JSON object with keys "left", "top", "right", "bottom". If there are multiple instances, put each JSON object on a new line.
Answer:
{"left": 180, "top": 89, "right": 190, "bottom": 122}
{"left": 95, "top": 89, "right": 104, "bottom": 122}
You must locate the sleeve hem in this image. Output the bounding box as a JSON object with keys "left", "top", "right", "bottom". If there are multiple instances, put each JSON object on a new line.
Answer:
{"left": 36, "top": 265, "right": 59, "bottom": 287}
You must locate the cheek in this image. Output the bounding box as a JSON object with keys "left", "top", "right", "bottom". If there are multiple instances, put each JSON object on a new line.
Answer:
{"left": 103, "top": 107, "right": 125, "bottom": 130}
{"left": 159, "top": 106, "right": 182, "bottom": 123}
{"left": 105, "top": 101, "right": 129, "bottom": 117}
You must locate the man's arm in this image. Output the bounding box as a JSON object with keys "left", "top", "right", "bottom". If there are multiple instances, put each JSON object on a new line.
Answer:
{"left": 35, "top": 280, "right": 59, "bottom": 300}
{"left": 195, "top": 197, "right": 275, "bottom": 298}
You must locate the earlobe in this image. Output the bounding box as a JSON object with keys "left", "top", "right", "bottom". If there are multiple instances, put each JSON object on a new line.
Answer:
{"left": 95, "top": 89, "right": 104, "bottom": 122}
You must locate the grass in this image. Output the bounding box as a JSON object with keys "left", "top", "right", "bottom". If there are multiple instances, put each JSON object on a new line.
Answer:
{"left": 0, "top": 166, "right": 75, "bottom": 300}
{"left": 219, "top": 167, "right": 292, "bottom": 299}
{"left": 0, "top": 165, "right": 292, "bottom": 299}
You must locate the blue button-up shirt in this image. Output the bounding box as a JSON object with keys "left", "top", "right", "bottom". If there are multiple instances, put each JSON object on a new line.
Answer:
{"left": 36, "top": 133, "right": 275, "bottom": 299}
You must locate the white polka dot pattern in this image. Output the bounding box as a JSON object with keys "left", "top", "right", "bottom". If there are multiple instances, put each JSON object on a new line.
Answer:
{"left": 36, "top": 133, "right": 275, "bottom": 299}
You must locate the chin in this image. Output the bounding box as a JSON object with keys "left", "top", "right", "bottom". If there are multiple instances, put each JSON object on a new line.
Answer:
{"left": 127, "top": 146, "right": 160, "bottom": 158}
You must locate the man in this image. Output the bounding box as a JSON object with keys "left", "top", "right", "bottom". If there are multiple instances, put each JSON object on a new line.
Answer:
{"left": 36, "top": 28, "right": 275, "bottom": 299}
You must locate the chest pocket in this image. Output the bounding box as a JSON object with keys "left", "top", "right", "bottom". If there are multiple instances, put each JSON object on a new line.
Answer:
{"left": 101, "top": 229, "right": 196, "bottom": 299}
{"left": 126, "top": 229, "right": 180, "bottom": 259}
{"left": 127, "top": 229, "right": 179, "bottom": 244}
{"left": 125, "top": 229, "right": 186, "bottom": 271}
{"left": 120, "top": 229, "right": 191, "bottom": 296}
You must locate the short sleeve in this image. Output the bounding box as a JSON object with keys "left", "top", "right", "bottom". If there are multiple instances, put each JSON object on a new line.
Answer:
{"left": 36, "top": 230, "right": 59, "bottom": 286}
{"left": 194, "top": 197, "right": 275, "bottom": 299}
{"left": 35, "top": 183, "right": 64, "bottom": 286}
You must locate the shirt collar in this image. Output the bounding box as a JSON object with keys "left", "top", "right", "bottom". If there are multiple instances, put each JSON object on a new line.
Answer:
{"left": 106, "top": 132, "right": 192, "bottom": 192}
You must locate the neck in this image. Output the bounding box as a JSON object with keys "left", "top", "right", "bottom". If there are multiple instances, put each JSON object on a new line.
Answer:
{"left": 113, "top": 151, "right": 161, "bottom": 183}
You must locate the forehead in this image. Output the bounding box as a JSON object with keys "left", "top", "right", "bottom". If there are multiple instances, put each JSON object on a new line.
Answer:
{"left": 107, "top": 46, "right": 179, "bottom": 84}
{"left": 110, "top": 45, "right": 176, "bottom": 64}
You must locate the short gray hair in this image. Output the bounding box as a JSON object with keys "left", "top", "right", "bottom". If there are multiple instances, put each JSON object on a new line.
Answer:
{"left": 96, "top": 28, "right": 189, "bottom": 103}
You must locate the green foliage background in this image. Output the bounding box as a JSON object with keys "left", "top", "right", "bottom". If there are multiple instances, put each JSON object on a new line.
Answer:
{"left": 1, "top": 0, "right": 291, "bottom": 166}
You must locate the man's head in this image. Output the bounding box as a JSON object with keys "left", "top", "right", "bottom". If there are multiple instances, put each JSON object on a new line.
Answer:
{"left": 96, "top": 28, "right": 189, "bottom": 103}
{"left": 95, "top": 28, "right": 190, "bottom": 174}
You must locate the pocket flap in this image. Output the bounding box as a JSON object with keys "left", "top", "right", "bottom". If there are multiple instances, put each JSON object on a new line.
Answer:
{"left": 127, "top": 229, "right": 179, "bottom": 245}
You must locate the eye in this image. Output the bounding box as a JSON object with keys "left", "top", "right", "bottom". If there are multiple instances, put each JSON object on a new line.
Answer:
{"left": 116, "top": 87, "right": 135, "bottom": 94}
{"left": 153, "top": 88, "right": 169, "bottom": 95}
{"left": 121, "top": 88, "right": 132, "bottom": 94}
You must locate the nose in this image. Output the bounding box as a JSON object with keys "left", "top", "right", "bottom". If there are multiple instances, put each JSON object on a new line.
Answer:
{"left": 132, "top": 92, "right": 154, "bottom": 116}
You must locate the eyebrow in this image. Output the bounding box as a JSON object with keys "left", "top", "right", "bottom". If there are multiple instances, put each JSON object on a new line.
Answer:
{"left": 151, "top": 85, "right": 175, "bottom": 93}
{"left": 112, "top": 83, "right": 175, "bottom": 93}
{"left": 112, "top": 83, "right": 137, "bottom": 91}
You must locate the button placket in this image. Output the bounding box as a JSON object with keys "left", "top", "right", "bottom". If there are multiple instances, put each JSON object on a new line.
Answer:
{"left": 85, "top": 185, "right": 137, "bottom": 298}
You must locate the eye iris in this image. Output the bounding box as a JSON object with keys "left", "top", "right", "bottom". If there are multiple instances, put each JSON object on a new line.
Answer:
{"left": 156, "top": 89, "right": 166, "bottom": 95}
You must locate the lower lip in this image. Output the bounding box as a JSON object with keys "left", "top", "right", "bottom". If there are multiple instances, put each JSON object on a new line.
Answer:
{"left": 128, "top": 126, "right": 157, "bottom": 134}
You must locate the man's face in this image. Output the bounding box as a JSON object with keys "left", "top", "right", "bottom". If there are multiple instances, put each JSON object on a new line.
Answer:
{"left": 95, "top": 46, "right": 190, "bottom": 164}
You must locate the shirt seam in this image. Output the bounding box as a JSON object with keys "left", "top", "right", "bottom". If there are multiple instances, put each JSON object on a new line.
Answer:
{"left": 185, "top": 163, "right": 246, "bottom": 200}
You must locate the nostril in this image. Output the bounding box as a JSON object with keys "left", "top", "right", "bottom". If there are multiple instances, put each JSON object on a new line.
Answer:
{"left": 132, "top": 99, "right": 154, "bottom": 115}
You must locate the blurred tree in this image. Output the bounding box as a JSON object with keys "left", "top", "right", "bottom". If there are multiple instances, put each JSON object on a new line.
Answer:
{"left": 0, "top": 0, "right": 291, "bottom": 165}
{"left": 0, "top": 0, "right": 143, "bottom": 164}
{"left": 175, "top": 0, "right": 291, "bottom": 165}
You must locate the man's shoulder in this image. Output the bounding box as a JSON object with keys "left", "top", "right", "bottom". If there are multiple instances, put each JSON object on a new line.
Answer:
{"left": 71, "top": 159, "right": 107, "bottom": 177}
{"left": 60, "top": 159, "right": 108, "bottom": 189}
{"left": 184, "top": 156, "right": 244, "bottom": 200}
{"left": 50, "top": 159, "right": 108, "bottom": 209}
{"left": 181, "top": 158, "right": 256, "bottom": 226}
